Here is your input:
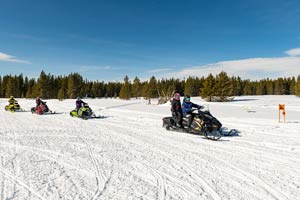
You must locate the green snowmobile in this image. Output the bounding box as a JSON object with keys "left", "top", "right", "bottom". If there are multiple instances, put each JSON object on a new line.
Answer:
{"left": 5, "top": 101, "right": 22, "bottom": 112}
{"left": 70, "top": 103, "right": 95, "bottom": 119}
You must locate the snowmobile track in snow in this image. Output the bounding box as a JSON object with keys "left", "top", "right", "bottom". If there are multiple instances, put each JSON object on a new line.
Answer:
{"left": 148, "top": 166, "right": 167, "bottom": 200}
{"left": 99, "top": 113, "right": 293, "bottom": 200}
{"left": 1, "top": 97, "right": 300, "bottom": 199}
{"left": 0, "top": 166, "right": 47, "bottom": 200}
{"left": 98, "top": 121, "right": 222, "bottom": 200}
{"left": 82, "top": 137, "right": 110, "bottom": 200}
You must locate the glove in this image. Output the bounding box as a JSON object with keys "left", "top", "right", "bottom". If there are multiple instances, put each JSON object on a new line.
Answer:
{"left": 198, "top": 105, "right": 204, "bottom": 109}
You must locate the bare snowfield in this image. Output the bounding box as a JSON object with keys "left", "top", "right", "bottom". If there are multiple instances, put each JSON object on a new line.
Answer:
{"left": 0, "top": 95, "right": 299, "bottom": 200}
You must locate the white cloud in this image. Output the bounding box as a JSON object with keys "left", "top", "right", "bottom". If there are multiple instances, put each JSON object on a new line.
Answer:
{"left": 147, "top": 68, "right": 172, "bottom": 74}
{"left": 285, "top": 48, "right": 300, "bottom": 56}
{"left": 166, "top": 57, "right": 300, "bottom": 80}
{"left": 79, "top": 65, "right": 113, "bottom": 72}
{"left": 0, "top": 52, "right": 30, "bottom": 64}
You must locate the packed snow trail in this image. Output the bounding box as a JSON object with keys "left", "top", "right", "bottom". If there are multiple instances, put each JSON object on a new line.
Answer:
{"left": 0, "top": 96, "right": 300, "bottom": 199}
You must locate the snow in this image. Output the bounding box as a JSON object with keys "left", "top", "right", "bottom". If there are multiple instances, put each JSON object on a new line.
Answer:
{"left": 0, "top": 96, "right": 300, "bottom": 200}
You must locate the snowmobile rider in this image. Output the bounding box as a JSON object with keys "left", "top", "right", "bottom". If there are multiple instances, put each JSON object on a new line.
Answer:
{"left": 76, "top": 97, "right": 86, "bottom": 111}
{"left": 36, "top": 97, "right": 44, "bottom": 107}
{"left": 8, "top": 96, "right": 17, "bottom": 105}
{"left": 76, "top": 97, "right": 87, "bottom": 117}
{"left": 182, "top": 95, "right": 203, "bottom": 127}
{"left": 35, "top": 97, "right": 47, "bottom": 110}
{"left": 171, "top": 93, "right": 183, "bottom": 128}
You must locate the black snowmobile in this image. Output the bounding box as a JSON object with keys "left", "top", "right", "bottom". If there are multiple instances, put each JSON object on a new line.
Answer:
{"left": 163, "top": 108, "right": 222, "bottom": 140}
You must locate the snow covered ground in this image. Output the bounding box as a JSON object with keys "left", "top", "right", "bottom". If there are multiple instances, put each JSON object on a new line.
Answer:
{"left": 0, "top": 95, "right": 299, "bottom": 200}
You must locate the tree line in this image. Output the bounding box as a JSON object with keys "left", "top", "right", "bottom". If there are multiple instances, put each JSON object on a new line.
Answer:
{"left": 0, "top": 71, "right": 300, "bottom": 101}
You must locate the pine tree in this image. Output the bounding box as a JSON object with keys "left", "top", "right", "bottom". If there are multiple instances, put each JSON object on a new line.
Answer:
{"left": 146, "top": 76, "right": 158, "bottom": 98}
{"left": 266, "top": 79, "right": 274, "bottom": 95}
{"left": 1, "top": 76, "right": 8, "bottom": 97}
{"left": 274, "top": 78, "right": 284, "bottom": 95}
{"left": 236, "top": 77, "right": 244, "bottom": 96}
{"left": 15, "top": 74, "right": 24, "bottom": 97}
{"left": 289, "top": 77, "right": 296, "bottom": 95}
{"left": 23, "top": 77, "right": 29, "bottom": 98}
{"left": 214, "top": 71, "right": 233, "bottom": 101}
{"left": 5, "top": 77, "right": 16, "bottom": 97}
{"left": 25, "top": 79, "right": 36, "bottom": 98}
{"left": 256, "top": 80, "right": 267, "bottom": 95}
{"left": 184, "top": 77, "right": 198, "bottom": 96}
{"left": 105, "top": 82, "right": 116, "bottom": 98}
{"left": 200, "top": 73, "right": 215, "bottom": 102}
{"left": 242, "top": 80, "right": 251, "bottom": 95}
{"left": 119, "top": 75, "right": 131, "bottom": 99}
{"left": 31, "top": 83, "right": 40, "bottom": 98}
{"left": 295, "top": 75, "right": 300, "bottom": 96}
{"left": 57, "top": 88, "right": 65, "bottom": 100}
{"left": 141, "top": 82, "right": 148, "bottom": 98}
{"left": 37, "top": 71, "right": 51, "bottom": 98}
{"left": 131, "top": 76, "right": 142, "bottom": 98}
{"left": 67, "top": 73, "right": 83, "bottom": 99}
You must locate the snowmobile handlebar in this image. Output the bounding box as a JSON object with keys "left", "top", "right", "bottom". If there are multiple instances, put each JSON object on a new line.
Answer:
{"left": 191, "top": 106, "right": 204, "bottom": 112}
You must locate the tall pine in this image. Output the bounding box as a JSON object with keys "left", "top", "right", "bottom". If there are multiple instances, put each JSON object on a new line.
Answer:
{"left": 119, "top": 75, "right": 131, "bottom": 100}
{"left": 184, "top": 77, "right": 199, "bottom": 96}
{"left": 295, "top": 75, "right": 300, "bottom": 96}
{"left": 146, "top": 76, "right": 158, "bottom": 98}
{"left": 200, "top": 73, "right": 215, "bottom": 102}
{"left": 67, "top": 73, "right": 83, "bottom": 98}
{"left": 131, "top": 76, "right": 142, "bottom": 98}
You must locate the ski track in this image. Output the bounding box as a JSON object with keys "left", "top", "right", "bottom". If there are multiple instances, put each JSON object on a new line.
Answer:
{"left": 82, "top": 136, "right": 109, "bottom": 200}
{"left": 96, "top": 111, "right": 296, "bottom": 200}
{"left": 0, "top": 166, "right": 47, "bottom": 200}
{"left": 0, "top": 98, "right": 300, "bottom": 199}
{"left": 98, "top": 120, "right": 222, "bottom": 200}
{"left": 149, "top": 167, "right": 167, "bottom": 200}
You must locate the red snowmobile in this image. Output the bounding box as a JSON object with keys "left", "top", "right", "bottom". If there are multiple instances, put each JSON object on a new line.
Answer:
{"left": 31, "top": 101, "right": 53, "bottom": 115}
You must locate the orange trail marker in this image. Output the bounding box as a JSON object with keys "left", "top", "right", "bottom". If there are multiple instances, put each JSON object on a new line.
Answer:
{"left": 278, "top": 104, "right": 286, "bottom": 123}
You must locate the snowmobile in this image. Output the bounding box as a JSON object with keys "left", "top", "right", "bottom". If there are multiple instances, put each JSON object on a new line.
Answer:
{"left": 163, "top": 108, "right": 222, "bottom": 140}
{"left": 31, "top": 101, "right": 53, "bottom": 115}
{"left": 5, "top": 101, "right": 22, "bottom": 112}
{"left": 70, "top": 103, "right": 96, "bottom": 120}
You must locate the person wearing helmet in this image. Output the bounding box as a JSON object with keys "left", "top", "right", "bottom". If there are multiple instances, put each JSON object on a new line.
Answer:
{"left": 35, "top": 97, "right": 46, "bottom": 110}
{"left": 36, "top": 97, "right": 42, "bottom": 107}
{"left": 76, "top": 97, "right": 86, "bottom": 111}
{"left": 182, "top": 95, "right": 203, "bottom": 127}
{"left": 170, "top": 93, "right": 183, "bottom": 128}
{"left": 8, "top": 96, "right": 16, "bottom": 105}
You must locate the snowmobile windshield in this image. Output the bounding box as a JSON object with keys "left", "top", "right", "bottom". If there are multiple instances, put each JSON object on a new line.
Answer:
{"left": 202, "top": 104, "right": 210, "bottom": 112}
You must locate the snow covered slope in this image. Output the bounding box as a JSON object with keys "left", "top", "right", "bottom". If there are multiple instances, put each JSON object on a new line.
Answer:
{"left": 0, "top": 96, "right": 299, "bottom": 200}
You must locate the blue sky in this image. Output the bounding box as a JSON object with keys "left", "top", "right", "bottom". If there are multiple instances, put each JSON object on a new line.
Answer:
{"left": 1, "top": 0, "right": 300, "bottom": 80}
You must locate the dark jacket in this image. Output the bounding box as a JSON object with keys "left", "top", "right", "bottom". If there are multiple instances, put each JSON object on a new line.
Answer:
{"left": 182, "top": 100, "right": 200, "bottom": 116}
{"left": 8, "top": 98, "right": 16, "bottom": 105}
{"left": 36, "top": 99, "right": 44, "bottom": 106}
{"left": 171, "top": 98, "right": 182, "bottom": 113}
{"left": 76, "top": 100, "right": 85, "bottom": 109}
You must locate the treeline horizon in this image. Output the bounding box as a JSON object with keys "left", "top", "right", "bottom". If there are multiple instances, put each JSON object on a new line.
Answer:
{"left": 0, "top": 71, "right": 300, "bottom": 101}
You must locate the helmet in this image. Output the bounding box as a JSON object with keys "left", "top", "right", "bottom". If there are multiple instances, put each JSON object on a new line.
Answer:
{"left": 10, "top": 96, "right": 14, "bottom": 99}
{"left": 36, "top": 97, "right": 40, "bottom": 100}
{"left": 174, "top": 93, "right": 180, "bottom": 100}
{"left": 77, "top": 97, "right": 80, "bottom": 100}
{"left": 184, "top": 95, "right": 191, "bottom": 102}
